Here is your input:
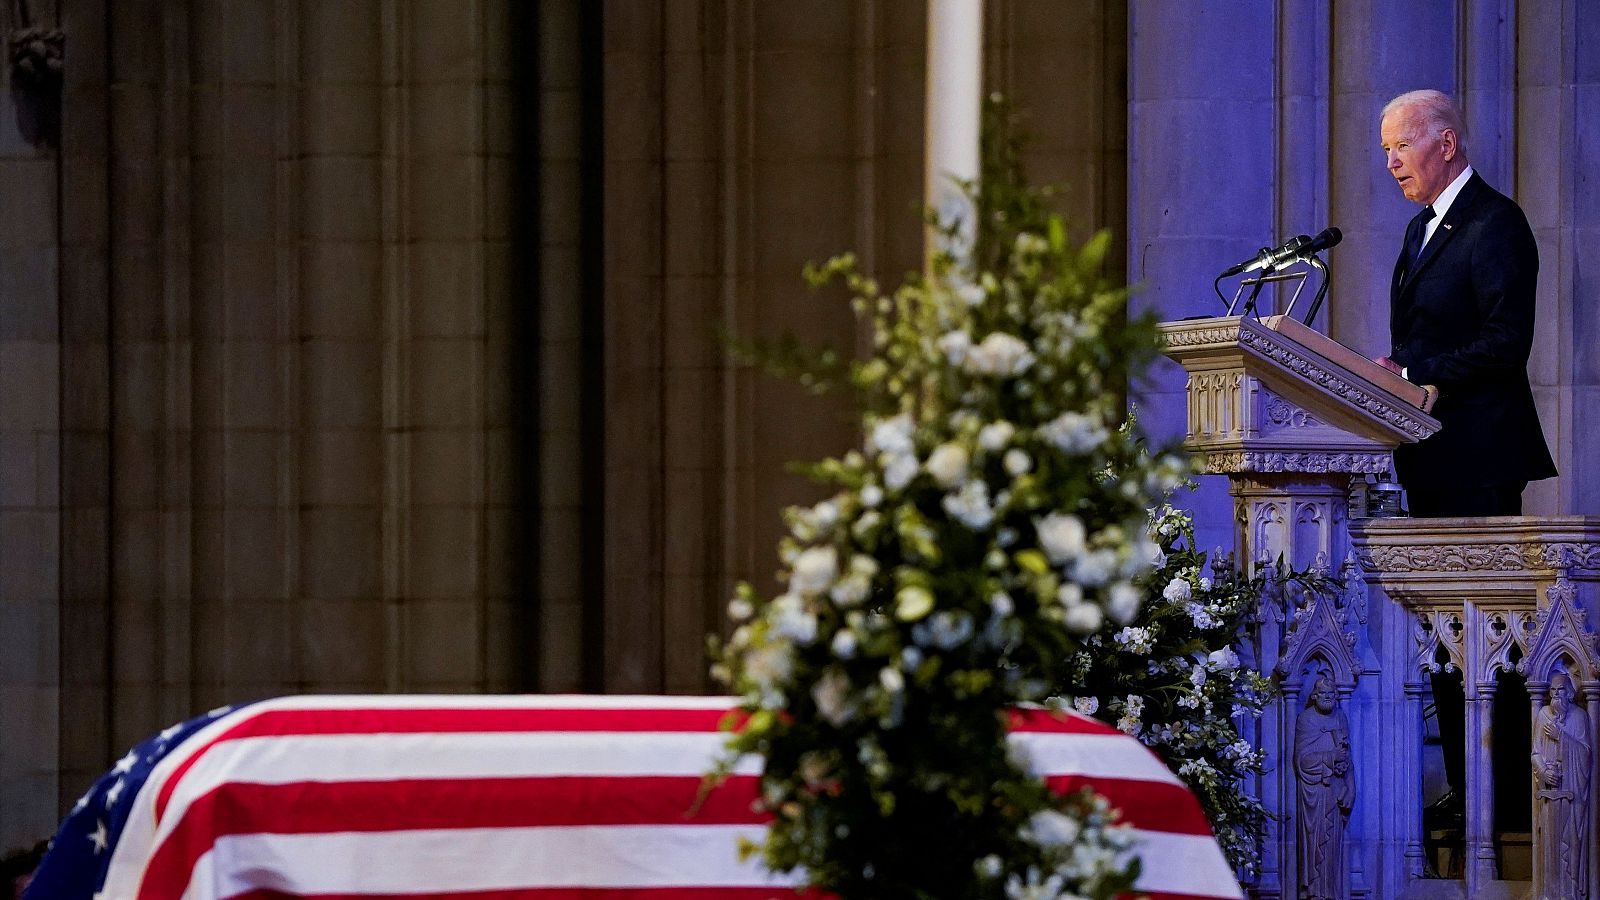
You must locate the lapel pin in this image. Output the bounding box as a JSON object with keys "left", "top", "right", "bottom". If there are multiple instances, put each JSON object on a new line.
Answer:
{"left": 1443, "top": 223, "right": 1453, "bottom": 230}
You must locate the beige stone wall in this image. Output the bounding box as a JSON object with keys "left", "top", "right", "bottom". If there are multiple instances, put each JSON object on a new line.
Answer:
{"left": 0, "top": 0, "right": 1127, "bottom": 844}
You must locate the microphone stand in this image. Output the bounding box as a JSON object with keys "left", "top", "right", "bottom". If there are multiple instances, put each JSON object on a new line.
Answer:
{"left": 1299, "top": 254, "right": 1331, "bottom": 326}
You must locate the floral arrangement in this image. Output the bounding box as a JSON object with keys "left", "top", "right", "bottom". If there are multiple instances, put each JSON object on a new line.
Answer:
{"left": 1062, "top": 504, "right": 1275, "bottom": 877}
{"left": 709, "top": 110, "right": 1197, "bottom": 899}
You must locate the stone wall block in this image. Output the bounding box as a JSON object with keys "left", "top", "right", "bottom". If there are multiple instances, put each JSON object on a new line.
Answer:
{"left": 302, "top": 0, "right": 383, "bottom": 84}
{"left": 299, "top": 599, "right": 386, "bottom": 686}
{"left": 299, "top": 508, "right": 382, "bottom": 599}
{"left": 302, "top": 340, "right": 382, "bottom": 428}
{"left": 301, "top": 428, "right": 383, "bottom": 507}
{"left": 301, "top": 157, "right": 382, "bottom": 241}
{"left": 408, "top": 156, "right": 486, "bottom": 242}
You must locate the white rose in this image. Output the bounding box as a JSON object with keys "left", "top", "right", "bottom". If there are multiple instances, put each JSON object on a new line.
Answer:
{"left": 977, "top": 420, "right": 1015, "bottom": 451}
{"left": 812, "top": 669, "right": 855, "bottom": 726}
{"left": 925, "top": 442, "right": 969, "bottom": 487}
{"left": 744, "top": 643, "right": 793, "bottom": 690}
{"left": 1035, "top": 513, "right": 1087, "bottom": 564}
{"left": 883, "top": 452, "right": 918, "bottom": 490}
{"left": 770, "top": 593, "right": 818, "bottom": 645}
{"left": 869, "top": 414, "right": 914, "bottom": 456}
{"left": 1027, "top": 809, "right": 1081, "bottom": 847}
{"left": 942, "top": 480, "right": 994, "bottom": 530}
{"left": 1071, "top": 548, "right": 1118, "bottom": 586}
{"left": 831, "top": 629, "right": 857, "bottom": 659}
{"left": 1056, "top": 582, "right": 1084, "bottom": 607}
{"left": 937, "top": 329, "right": 972, "bottom": 364}
{"left": 829, "top": 573, "right": 871, "bottom": 607}
{"left": 1063, "top": 601, "right": 1103, "bottom": 634}
{"left": 1039, "top": 411, "right": 1109, "bottom": 454}
{"left": 790, "top": 546, "right": 839, "bottom": 596}
{"left": 1207, "top": 647, "right": 1240, "bottom": 671}
{"left": 953, "top": 279, "right": 986, "bottom": 306}
{"left": 990, "top": 591, "right": 1015, "bottom": 617}
{"left": 879, "top": 666, "right": 905, "bottom": 694}
{"left": 1003, "top": 448, "right": 1032, "bottom": 476}
{"left": 1107, "top": 582, "right": 1142, "bottom": 624}
{"left": 727, "top": 597, "right": 753, "bottom": 621}
{"left": 1162, "top": 577, "right": 1193, "bottom": 603}
{"left": 962, "top": 331, "right": 1035, "bottom": 377}
{"left": 860, "top": 484, "right": 883, "bottom": 508}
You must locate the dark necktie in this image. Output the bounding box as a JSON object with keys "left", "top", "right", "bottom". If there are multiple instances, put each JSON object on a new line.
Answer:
{"left": 1403, "top": 204, "right": 1437, "bottom": 274}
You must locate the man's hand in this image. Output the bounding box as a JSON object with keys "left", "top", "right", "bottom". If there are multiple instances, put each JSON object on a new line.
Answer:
{"left": 1375, "top": 356, "right": 1403, "bottom": 375}
{"left": 1422, "top": 384, "right": 1439, "bottom": 414}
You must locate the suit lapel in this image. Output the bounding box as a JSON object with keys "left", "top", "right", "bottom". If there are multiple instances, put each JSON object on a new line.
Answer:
{"left": 1399, "top": 172, "right": 1483, "bottom": 296}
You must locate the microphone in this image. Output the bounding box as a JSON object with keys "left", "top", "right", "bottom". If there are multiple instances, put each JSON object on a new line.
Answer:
{"left": 1220, "top": 227, "right": 1342, "bottom": 277}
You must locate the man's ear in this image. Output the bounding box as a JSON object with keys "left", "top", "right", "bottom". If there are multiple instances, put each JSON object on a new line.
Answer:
{"left": 1440, "top": 128, "right": 1458, "bottom": 161}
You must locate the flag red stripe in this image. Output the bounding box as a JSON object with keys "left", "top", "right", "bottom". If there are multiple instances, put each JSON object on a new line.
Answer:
{"left": 140, "top": 776, "right": 768, "bottom": 899}
{"left": 155, "top": 707, "right": 750, "bottom": 819}
{"left": 1043, "top": 775, "right": 1215, "bottom": 836}
{"left": 232, "top": 883, "right": 832, "bottom": 890}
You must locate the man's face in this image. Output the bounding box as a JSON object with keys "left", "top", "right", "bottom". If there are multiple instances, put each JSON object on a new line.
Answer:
{"left": 1380, "top": 107, "right": 1456, "bottom": 204}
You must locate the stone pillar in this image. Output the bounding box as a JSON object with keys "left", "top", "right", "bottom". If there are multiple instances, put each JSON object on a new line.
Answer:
{"left": 1464, "top": 656, "right": 1498, "bottom": 891}
{"left": 1403, "top": 681, "right": 1430, "bottom": 879}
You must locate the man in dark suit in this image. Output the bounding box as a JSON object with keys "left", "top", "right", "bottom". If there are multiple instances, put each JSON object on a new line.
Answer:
{"left": 1375, "top": 89, "right": 1557, "bottom": 517}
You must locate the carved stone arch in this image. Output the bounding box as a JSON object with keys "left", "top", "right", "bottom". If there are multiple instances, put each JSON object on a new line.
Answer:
{"left": 1481, "top": 608, "right": 1538, "bottom": 682}
{"left": 1517, "top": 575, "right": 1600, "bottom": 691}
{"left": 1276, "top": 583, "right": 1360, "bottom": 690}
{"left": 1414, "top": 609, "right": 1466, "bottom": 678}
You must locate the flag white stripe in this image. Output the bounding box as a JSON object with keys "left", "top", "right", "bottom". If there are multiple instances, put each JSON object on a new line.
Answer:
{"left": 198, "top": 825, "right": 798, "bottom": 897}
{"left": 1126, "top": 829, "right": 1243, "bottom": 898}
{"left": 1012, "top": 732, "right": 1184, "bottom": 786}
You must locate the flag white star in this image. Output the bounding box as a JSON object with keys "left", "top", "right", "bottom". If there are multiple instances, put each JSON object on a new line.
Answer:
{"left": 112, "top": 749, "right": 138, "bottom": 774}
{"left": 72, "top": 791, "right": 91, "bottom": 813}
{"left": 104, "top": 777, "right": 125, "bottom": 809}
{"left": 89, "top": 820, "right": 109, "bottom": 854}
{"left": 208, "top": 705, "right": 233, "bottom": 718}
{"left": 158, "top": 723, "right": 183, "bottom": 742}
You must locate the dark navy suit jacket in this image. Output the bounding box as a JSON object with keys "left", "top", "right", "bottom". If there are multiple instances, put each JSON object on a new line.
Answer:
{"left": 1389, "top": 171, "right": 1557, "bottom": 492}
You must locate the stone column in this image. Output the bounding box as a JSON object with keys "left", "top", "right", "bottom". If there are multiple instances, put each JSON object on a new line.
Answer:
{"left": 1403, "top": 681, "right": 1429, "bottom": 879}
{"left": 1464, "top": 661, "right": 1498, "bottom": 891}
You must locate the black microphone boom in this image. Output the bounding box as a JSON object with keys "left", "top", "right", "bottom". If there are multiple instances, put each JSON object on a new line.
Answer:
{"left": 1219, "top": 227, "right": 1342, "bottom": 277}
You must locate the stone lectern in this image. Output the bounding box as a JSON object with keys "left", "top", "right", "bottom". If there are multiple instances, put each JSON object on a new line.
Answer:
{"left": 1160, "top": 314, "right": 1440, "bottom": 900}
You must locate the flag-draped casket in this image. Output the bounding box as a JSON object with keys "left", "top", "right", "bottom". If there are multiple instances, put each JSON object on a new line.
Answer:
{"left": 26, "top": 695, "right": 1241, "bottom": 899}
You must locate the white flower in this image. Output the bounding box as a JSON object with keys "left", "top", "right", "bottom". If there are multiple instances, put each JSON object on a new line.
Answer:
{"left": 1039, "top": 411, "right": 1109, "bottom": 454}
{"left": 830, "top": 572, "right": 871, "bottom": 607}
{"left": 895, "top": 585, "right": 935, "bottom": 622}
{"left": 1014, "top": 231, "right": 1049, "bottom": 256}
{"left": 852, "top": 510, "right": 882, "bottom": 538}
{"left": 937, "top": 329, "right": 973, "bottom": 364}
{"left": 831, "top": 629, "right": 858, "bottom": 659}
{"left": 1200, "top": 576, "right": 1213, "bottom": 591}
{"left": 953, "top": 279, "right": 986, "bottom": 307}
{"left": 1123, "top": 694, "right": 1145, "bottom": 715}
{"left": 1072, "top": 695, "right": 1099, "bottom": 715}
{"left": 1207, "top": 647, "right": 1241, "bottom": 671}
{"left": 883, "top": 452, "right": 919, "bottom": 490}
{"left": 926, "top": 442, "right": 970, "bottom": 487}
{"left": 1162, "top": 577, "right": 1193, "bottom": 603}
{"left": 990, "top": 591, "right": 1015, "bottom": 617}
{"left": 1191, "top": 666, "right": 1208, "bottom": 688}
{"left": 879, "top": 666, "right": 905, "bottom": 693}
{"left": 962, "top": 332, "right": 1036, "bottom": 377}
{"left": 1117, "top": 714, "right": 1142, "bottom": 736}
{"left": 810, "top": 500, "right": 840, "bottom": 529}
{"left": 1186, "top": 602, "right": 1218, "bottom": 629}
{"left": 978, "top": 420, "right": 1016, "bottom": 451}
{"left": 790, "top": 546, "right": 839, "bottom": 596}
{"left": 1063, "top": 602, "right": 1103, "bottom": 634}
{"left": 1035, "top": 513, "right": 1087, "bottom": 564}
{"left": 915, "top": 610, "right": 974, "bottom": 649}
{"left": 770, "top": 593, "right": 818, "bottom": 645}
{"left": 1026, "top": 809, "right": 1081, "bottom": 847}
{"left": 812, "top": 669, "right": 855, "bottom": 726}
{"left": 900, "top": 646, "right": 923, "bottom": 670}
{"left": 1057, "top": 582, "right": 1084, "bottom": 607}
{"left": 860, "top": 484, "right": 883, "bottom": 508}
{"left": 977, "top": 854, "right": 1003, "bottom": 879}
{"left": 744, "top": 643, "right": 793, "bottom": 691}
{"left": 1113, "top": 625, "right": 1154, "bottom": 654}
{"left": 728, "top": 597, "right": 753, "bottom": 621}
{"left": 1071, "top": 549, "right": 1118, "bottom": 587}
{"left": 1003, "top": 448, "right": 1032, "bottom": 476}
{"left": 943, "top": 480, "right": 994, "bottom": 530}
{"left": 868, "top": 414, "right": 914, "bottom": 456}
{"left": 1107, "top": 581, "right": 1142, "bottom": 623}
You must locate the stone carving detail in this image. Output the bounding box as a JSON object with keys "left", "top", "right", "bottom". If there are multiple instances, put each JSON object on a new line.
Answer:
{"left": 1160, "top": 324, "right": 1249, "bottom": 349}
{"left": 1481, "top": 608, "right": 1540, "bottom": 680}
{"left": 1413, "top": 609, "right": 1466, "bottom": 676}
{"left": 1236, "top": 328, "right": 1435, "bottom": 440}
{"left": 1339, "top": 552, "right": 1368, "bottom": 625}
{"left": 1531, "top": 673, "right": 1592, "bottom": 899}
{"left": 1519, "top": 576, "right": 1600, "bottom": 686}
{"left": 1265, "top": 395, "right": 1319, "bottom": 429}
{"left": 1296, "top": 674, "right": 1354, "bottom": 900}
{"left": 1204, "top": 450, "right": 1392, "bottom": 475}
{"left": 1360, "top": 541, "right": 1600, "bottom": 574}
{"left": 1278, "top": 572, "right": 1360, "bottom": 686}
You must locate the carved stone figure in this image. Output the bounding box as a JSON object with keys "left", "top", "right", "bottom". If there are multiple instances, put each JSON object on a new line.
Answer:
{"left": 1532, "top": 673, "right": 1592, "bottom": 899}
{"left": 1296, "top": 674, "right": 1354, "bottom": 900}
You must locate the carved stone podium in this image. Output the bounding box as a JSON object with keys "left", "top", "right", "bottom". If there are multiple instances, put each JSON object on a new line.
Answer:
{"left": 1160, "top": 314, "right": 1440, "bottom": 899}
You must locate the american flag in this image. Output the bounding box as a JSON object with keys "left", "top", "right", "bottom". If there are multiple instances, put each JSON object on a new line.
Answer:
{"left": 26, "top": 695, "right": 1241, "bottom": 900}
